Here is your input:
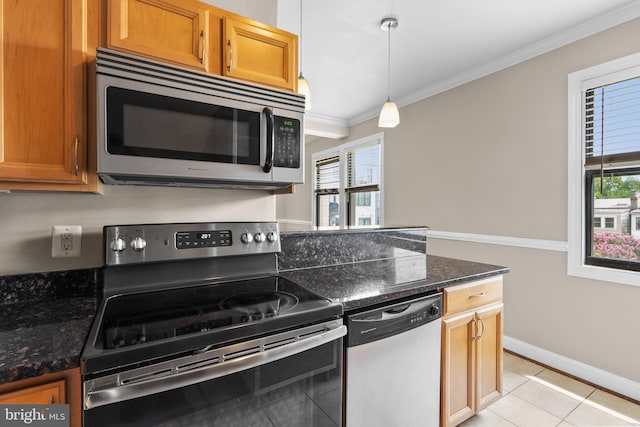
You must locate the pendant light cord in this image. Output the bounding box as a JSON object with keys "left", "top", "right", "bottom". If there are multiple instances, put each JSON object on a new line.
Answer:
{"left": 299, "top": 0, "right": 303, "bottom": 76}
{"left": 387, "top": 20, "right": 391, "bottom": 102}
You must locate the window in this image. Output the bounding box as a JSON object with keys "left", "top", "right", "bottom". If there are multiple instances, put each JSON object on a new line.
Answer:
{"left": 312, "top": 134, "right": 383, "bottom": 228}
{"left": 568, "top": 52, "right": 640, "bottom": 285}
{"left": 355, "top": 192, "right": 371, "bottom": 206}
{"left": 604, "top": 217, "right": 616, "bottom": 229}
{"left": 636, "top": 217, "right": 640, "bottom": 232}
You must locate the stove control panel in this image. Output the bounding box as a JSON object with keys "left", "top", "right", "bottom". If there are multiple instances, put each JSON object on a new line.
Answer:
{"left": 176, "top": 230, "right": 232, "bottom": 249}
{"left": 105, "top": 222, "right": 281, "bottom": 266}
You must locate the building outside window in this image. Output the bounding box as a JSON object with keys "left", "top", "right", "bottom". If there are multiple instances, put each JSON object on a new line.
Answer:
{"left": 568, "top": 52, "right": 640, "bottom": 285}
{"left": 312, "top": 134, "right": 383, "bottom": 229}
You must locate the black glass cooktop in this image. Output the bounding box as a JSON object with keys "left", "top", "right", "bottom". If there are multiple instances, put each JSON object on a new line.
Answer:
{"left": 97, "top": 276, "right": 334, "bottom": 350}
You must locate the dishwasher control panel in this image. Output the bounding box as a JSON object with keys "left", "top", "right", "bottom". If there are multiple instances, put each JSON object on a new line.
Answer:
{"left": 345, "top": 292, "right": 442, "bottom": 347}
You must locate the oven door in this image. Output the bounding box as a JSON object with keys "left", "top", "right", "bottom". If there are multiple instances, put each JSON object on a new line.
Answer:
{"left": 83, "top": 320, "right": 345, "bottom": 427}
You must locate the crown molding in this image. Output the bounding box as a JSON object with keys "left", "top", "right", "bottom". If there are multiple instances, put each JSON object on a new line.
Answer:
{"left": 348, "top": 1, "right": 640, "bottom": 127}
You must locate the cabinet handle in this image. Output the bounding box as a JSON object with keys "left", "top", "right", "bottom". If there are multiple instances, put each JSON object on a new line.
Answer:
{"left": 49, "top": 394, "right": 55, "bottom": 404}
{"left": 227, "top": 40, "right": 233, "bottom": 72}
{"left": 469, "top": 292, "right": 486, "bottom": 298}
{"left": 74, "top": 136, "right": 79, "bottom": 176}
{"left": 471, "top": 317, "right": 478, "bottom": 341}
{"left": 199, "top": 30, "right": 205, "bottom": 64}
{"left": 476, "top": 314, "right": 485, "bottom": 340}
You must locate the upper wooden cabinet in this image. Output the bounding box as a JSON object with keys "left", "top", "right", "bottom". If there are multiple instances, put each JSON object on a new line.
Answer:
{"left": 222, "top": 15, "right": 297, "bottom": 91}
{"left": 106, "top": 0, "right": 297, "bottom": 91}
{"left": 0, "top": 0, "right": 99, "bottom": 191}
{"left": 108, "top": 0, "right": 221, "bottom": 74}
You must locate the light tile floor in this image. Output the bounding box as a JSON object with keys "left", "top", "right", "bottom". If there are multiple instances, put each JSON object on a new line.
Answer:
{"left": 460, "top": 352, "right": 640, "bottom": 427}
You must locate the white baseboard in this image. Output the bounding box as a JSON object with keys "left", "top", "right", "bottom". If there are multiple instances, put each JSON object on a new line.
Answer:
{"left": 504, "top": 335, "right": 640, "bottom": 402}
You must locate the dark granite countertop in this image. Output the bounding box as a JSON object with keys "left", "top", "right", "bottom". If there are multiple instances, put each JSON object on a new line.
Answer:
{"left": 0, "top": 269, "right": 98, "bottom": 385}
{"left": 0, "top": 296, "right": 97, "bottom": 384}
{"left": 0, "top": 234, "right": 507, "bottom": 386}
{"left": 281, "top": 254, "right": 509, "bottom": 312}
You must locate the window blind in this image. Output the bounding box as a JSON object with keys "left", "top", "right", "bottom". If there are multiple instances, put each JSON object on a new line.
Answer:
{"left": 315, "top": 156, "right": 340, "bottom": 193}
{"left": 585, "top": 76, "right": 640, "bottom": 168}
{"left": 346, "top": 144, "right": 380, "bottom": 191}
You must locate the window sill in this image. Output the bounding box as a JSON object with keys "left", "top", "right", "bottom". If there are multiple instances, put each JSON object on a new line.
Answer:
{"left": 567, "top": 261, "right": 640, "bottom": 287}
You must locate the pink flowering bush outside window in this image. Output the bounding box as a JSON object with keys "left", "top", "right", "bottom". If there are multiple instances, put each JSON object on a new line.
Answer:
{"left": 592, "top": 232, "right": 640, "bottom": 260}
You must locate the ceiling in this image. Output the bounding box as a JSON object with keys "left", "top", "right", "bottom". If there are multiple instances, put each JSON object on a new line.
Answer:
{"left": 276, "top": 0, "right": 640, "bottom": 133}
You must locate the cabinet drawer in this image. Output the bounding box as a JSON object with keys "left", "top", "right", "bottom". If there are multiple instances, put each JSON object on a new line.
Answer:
{"left": 0, "top": 379, "right": 65, "bottom": 404}
{"left": 442, "top": 277, "right": 503, "bottom": 317}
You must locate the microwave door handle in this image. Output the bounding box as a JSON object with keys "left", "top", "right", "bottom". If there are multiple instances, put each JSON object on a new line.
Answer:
{"left": 262, "top": 107, "right": 274, "bottom": 173}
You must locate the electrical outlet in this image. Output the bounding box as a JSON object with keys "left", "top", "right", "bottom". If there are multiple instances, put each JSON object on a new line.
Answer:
{"left": 52, "top": 225, "right": 82, "bottom": 257}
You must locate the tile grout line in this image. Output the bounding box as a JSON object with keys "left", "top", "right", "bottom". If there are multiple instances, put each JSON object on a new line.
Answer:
{"left": 503, "top": 365, "right": 589, "bottom": 426}
{"left": 558, "top": 386, "right": 596, "bottom": 425}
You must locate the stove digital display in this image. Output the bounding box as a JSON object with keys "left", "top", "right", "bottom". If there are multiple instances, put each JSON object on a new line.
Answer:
{"left": 176, "top": 230, "right": 232, "bottom": 249}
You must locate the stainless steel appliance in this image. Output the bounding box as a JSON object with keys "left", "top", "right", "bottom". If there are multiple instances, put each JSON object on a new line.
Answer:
{"left": 344, "top": 293, "right": 442, "bottom": 427}
{"left": 96, "top": 48, "right": 305, "bottom": 189}
{"left": 82, "top": 222, "right": 345, "bottom": 426}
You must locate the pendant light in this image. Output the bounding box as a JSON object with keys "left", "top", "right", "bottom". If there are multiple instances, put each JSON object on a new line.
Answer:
{"left": 298, "top": 0, "right": 311, "bottom": 110}
{"left": 378, "top": 17, "right": 399, "bottom": 128}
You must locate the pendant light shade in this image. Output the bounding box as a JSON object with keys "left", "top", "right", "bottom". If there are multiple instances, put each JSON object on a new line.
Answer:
{"left": 378, "top": 17, "right": 399, "bottom": 128}
{"left": 298, "top": 74, "right": 311, "bottom": 110}
{"left": 378, "top": 99, "right": 400, "bottom": 128}
{"left": 298, "top": 0, "right": 311, "bottom": 110}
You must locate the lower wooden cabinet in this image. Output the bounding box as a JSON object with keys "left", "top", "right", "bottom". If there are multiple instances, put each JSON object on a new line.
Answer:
{"left": 441, "top": 277, "right": 504, "bottom": 427}
{"left": 0, "top": 379, "right": 65, "bottom": 405}
{"left": 0, "top": 369, "right": 81, "bottom": 427}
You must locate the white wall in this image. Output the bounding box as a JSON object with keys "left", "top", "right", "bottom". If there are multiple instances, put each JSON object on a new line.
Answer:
{"left": 202, "top": 0, "right": 277, "bottom": 25}
{"left": 277, "top": 18, "right": 640, "bottom": 388}
{"left": 0, "top": 186, "right": 274, "bottom": 275}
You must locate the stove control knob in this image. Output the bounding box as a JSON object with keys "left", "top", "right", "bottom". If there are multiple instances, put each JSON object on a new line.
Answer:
{"left": 131, "top": 236, "right": 147, "bottom": 251}
{"left": 241, "top": 232, "right": 254, "bottom": 244}
{"left": 266, "top": 232, "right": 278, "bottom": 243}
{"left": 110, "top": 238, "right": 127, "bottom": 252}
{"left": 254, "top": 232, "right": 266, "bottom": 243}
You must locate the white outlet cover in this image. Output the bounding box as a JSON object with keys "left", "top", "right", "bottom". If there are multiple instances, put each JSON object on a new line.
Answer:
{"left": 52, "top": 225, "right": 82, "bottom": 258}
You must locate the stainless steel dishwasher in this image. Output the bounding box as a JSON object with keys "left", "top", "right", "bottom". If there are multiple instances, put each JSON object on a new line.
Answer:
{"left": 345, "top": 292, "right": 442, "bottom": 427}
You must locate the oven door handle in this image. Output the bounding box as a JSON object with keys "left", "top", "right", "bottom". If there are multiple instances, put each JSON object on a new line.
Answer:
{"left": 84, "top": 321, "right": 346, "bottom": 410}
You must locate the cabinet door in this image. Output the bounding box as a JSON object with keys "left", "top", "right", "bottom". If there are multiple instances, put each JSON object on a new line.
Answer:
{"left": 223, "top": 16, "right": 297, "bottom": 91}
{"left": 109, "top": 0, "right": 218, "bottom": 73}
{"left": 441, "top": 311, "right": 476, "bottom": 427}
{"left": 0, "top": 0, "right": 87, "bottom": 186}
{"left": 0, "top": 379, "right": 65, "bottom": 405}
{"left": 475, "top": 303, "right": 503, "bottom": 411}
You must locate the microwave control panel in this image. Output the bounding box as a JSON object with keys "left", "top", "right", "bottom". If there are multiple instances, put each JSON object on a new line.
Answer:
{"left": 273, "top": 117, "right": 300, "bottom": 169}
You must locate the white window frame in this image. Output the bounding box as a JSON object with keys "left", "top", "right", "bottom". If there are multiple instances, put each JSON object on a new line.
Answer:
{"left": 567, "top": 52, "right": 640, "bottom": 287}
{"left": 311, "top": 133, "right": 384, "bottom": 229}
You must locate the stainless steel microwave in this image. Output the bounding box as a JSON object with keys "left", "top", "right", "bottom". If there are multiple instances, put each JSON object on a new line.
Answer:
{"left": 96, "top": 48, "right": 304, "bottom": 189}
